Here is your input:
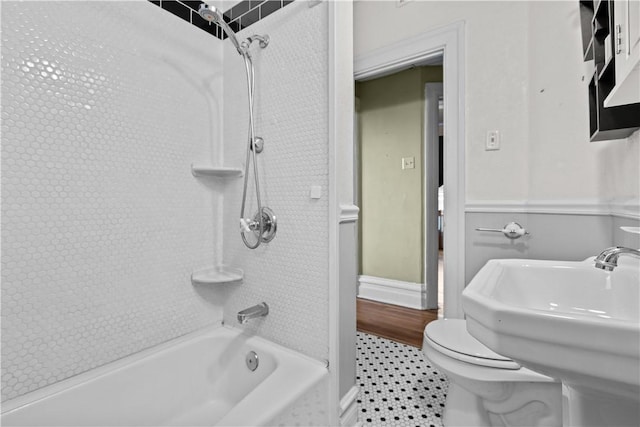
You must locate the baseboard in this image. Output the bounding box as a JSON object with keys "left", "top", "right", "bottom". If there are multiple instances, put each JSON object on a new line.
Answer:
{"left": 339, "top": 385, "right": 359, "bottom": 427}
{"left": 357, "top": 275, "right": 426, "bottom": 310}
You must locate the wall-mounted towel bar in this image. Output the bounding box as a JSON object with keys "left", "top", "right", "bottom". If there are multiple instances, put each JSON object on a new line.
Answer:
{"left": 476, "top": 222, "right": 530, "bottom": 239}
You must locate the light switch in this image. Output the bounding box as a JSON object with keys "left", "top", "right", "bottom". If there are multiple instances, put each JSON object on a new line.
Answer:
{"left": 402, "top": 157, "right": 415, "bottom": 169}
{"left": 485, "top": 130, "right": 500, "bottom": 151}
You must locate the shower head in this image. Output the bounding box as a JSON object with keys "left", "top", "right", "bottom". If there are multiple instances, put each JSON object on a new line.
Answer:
{"left": 198, "top": 3, "right": 222, "bottom": 23}
{"left": 198, "top": 3, "right": 244, "bottom": 55}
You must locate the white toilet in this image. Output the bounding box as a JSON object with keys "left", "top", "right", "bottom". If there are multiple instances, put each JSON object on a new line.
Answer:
{"left": 422, "top": 319, "right": 562, "bottom": 427}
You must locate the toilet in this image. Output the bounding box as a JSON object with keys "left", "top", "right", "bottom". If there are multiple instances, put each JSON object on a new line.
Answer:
{"left": 422, "top": 319, "right": 562, "bottom": 427}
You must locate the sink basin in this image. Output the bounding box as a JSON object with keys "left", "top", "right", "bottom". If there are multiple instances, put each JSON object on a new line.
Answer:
{"left": 462, "top": 258, "right": 640, "bottom": 426}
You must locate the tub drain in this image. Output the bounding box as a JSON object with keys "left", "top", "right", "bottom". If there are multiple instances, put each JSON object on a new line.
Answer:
{"left": 246, "top": 351, "right": 259, "bottom": 371}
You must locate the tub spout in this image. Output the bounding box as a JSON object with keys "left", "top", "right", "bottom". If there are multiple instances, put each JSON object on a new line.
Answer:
{"left": 237, "top": 302, "right": 269, "bottom": 324}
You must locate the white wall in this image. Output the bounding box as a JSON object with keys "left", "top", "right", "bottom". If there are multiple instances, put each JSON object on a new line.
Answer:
{"left": 1, "top": 1, "right": 224, "bottom": 402}
{"left": 221, "top": 1, "right": 331, "bottom": 361}
{"left": 526, "top": 1, "right": 639, "bottom": 205}
{"left": 355, "top": 0, "right": 530, "bottom": 202}
{"left": 354, "top": 0, "right": 639, "bottom": 205}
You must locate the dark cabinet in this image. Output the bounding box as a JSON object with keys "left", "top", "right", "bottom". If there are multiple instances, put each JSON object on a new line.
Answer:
{"left": 579, "top": 0, "right": 640, "bottom": 141}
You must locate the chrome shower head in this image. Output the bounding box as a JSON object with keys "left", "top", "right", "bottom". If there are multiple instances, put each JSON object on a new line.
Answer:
{"left": 198, "top": 3, "right": 222, "bottom": 23}
{"left": 198, "top": 3, "right": 244, "bottom": 55}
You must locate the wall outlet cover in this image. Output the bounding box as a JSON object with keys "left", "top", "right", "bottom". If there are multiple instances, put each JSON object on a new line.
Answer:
{"left": 402, "top": 157, "right": 416, "bottom": 169}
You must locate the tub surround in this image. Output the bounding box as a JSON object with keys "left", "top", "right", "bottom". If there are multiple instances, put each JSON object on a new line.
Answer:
{"left": 221, "top": 0, "right": 330, "bottom": 362}
{"left": 1, "top": 0, "right": 333, "bottom": 409}
{"left": 1, "top": 1, "right": 224, "bottom": 402}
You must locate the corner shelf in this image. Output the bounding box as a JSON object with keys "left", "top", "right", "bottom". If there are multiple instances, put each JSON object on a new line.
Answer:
{"left": 191, "top": 266, "right": 243, "bottom": 286}
{"left": 191, "top": 164, "right": 243, "bottom": 178}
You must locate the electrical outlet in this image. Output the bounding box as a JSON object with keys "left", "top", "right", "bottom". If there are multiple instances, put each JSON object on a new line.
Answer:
{"left": 402, "top": 157, "right": 415, "bottom": 169}
{"left": 485, "top": 130, "right": 500, "bottom": 151}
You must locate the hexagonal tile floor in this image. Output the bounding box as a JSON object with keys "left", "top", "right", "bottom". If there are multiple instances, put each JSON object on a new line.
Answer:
{"left": 357, "top": 332, "right": 448, "bottom": 427}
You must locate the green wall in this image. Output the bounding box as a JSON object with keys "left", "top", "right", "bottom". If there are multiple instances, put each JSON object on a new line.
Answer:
{"left": 356, "top": 66, "right": 443, "bottom": 284}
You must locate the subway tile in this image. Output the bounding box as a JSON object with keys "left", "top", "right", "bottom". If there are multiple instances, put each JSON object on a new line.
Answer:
{"left": 230, "top": 1, "right": 251, "bottom": 20}
{"left": 240, "top": 7, "right": 259, "bottom": 28}
{"left": 260, "top": 0, "right": 281, "bottom": 19}
{"left": 161, "top": 0, "right": 191, "bottom": 23}
{"left": 179, "top": 0, "right": 203, "bottom": 11}
{"left": 155, "top": 0, "right": 295, "bottom": 35}
{"left": 228, "top": 19, "right": 241, "bottom": 33}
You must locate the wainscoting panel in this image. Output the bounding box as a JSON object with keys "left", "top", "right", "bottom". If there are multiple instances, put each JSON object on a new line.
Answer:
{"left": 465, "top": 210, "right": 638, "bottom": 284}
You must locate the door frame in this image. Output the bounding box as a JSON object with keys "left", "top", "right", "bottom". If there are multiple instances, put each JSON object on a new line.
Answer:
{"left": 423, "top": 83, "right": 443, "bottom": 310}
{"left": 354, "top": 21, "right": 466, "bottom": 319}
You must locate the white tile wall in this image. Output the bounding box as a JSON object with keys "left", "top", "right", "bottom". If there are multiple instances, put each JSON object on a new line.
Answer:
{"left": 1, "top": 1, "right": 225, "bottom": 401}
{"left": 221, "top": 1, "right": 330, "bottom": 361}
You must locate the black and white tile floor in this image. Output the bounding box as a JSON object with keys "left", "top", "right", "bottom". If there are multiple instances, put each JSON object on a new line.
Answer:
{"left": 357, "top": 332, "right": 449, "bottom": 427}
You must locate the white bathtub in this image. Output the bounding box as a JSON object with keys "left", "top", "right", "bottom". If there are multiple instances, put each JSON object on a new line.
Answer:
{"left": 1, "top": 326, "right": 328, "bottom": 426}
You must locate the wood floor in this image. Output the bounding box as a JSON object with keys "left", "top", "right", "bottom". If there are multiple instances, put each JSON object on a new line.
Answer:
{"left": 356, "top": 298, "right": 439, "bottom": 348}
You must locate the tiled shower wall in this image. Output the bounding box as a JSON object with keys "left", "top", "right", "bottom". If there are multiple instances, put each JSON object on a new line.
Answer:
{"left": 1, "top": 1, "right": 224, "bottom": 401}
{"left": 221, "top": 1, "right": 330, "bottom": 361}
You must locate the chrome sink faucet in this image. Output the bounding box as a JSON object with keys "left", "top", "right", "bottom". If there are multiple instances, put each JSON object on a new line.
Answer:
{"left": 237, "top": 302, "right": 269, "bottom": 324}
{"left": 594, "top": 246, "right": 640, "bottom": 271}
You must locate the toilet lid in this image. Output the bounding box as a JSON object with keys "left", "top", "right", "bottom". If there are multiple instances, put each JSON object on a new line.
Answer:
{"left": 425, "top": 319, "right": 520, "bottom": 369}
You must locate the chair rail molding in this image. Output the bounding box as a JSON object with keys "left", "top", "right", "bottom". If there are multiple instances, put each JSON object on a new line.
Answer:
{"left": 339, "top": 204, "right": 360, "bottom": 223}
{"left": 466, "top": 199, "right": 640, "bottom": 220}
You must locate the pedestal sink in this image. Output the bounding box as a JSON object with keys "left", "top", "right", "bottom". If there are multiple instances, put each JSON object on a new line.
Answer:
{"left": 462, "top": 257, "right": 640, "bottom": 427}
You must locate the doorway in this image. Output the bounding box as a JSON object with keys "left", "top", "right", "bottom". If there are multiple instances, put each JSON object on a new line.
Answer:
{"left": 354, "top": 65, "right": 444, "bottom": 346}
{"left": 353, "top": 22, "right": 466, "bottom": 321}
{"left": 341, "top": 20, "right": 466, "bottom": 427}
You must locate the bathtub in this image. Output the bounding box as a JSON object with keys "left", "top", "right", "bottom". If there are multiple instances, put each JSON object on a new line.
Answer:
{"left": 1, "top": 326, "right": 328, "bottom": 426}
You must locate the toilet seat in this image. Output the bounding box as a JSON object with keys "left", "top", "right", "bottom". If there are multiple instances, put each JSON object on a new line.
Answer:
{"left": 425, "top": 319, "right": 521, "bottom": 370}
